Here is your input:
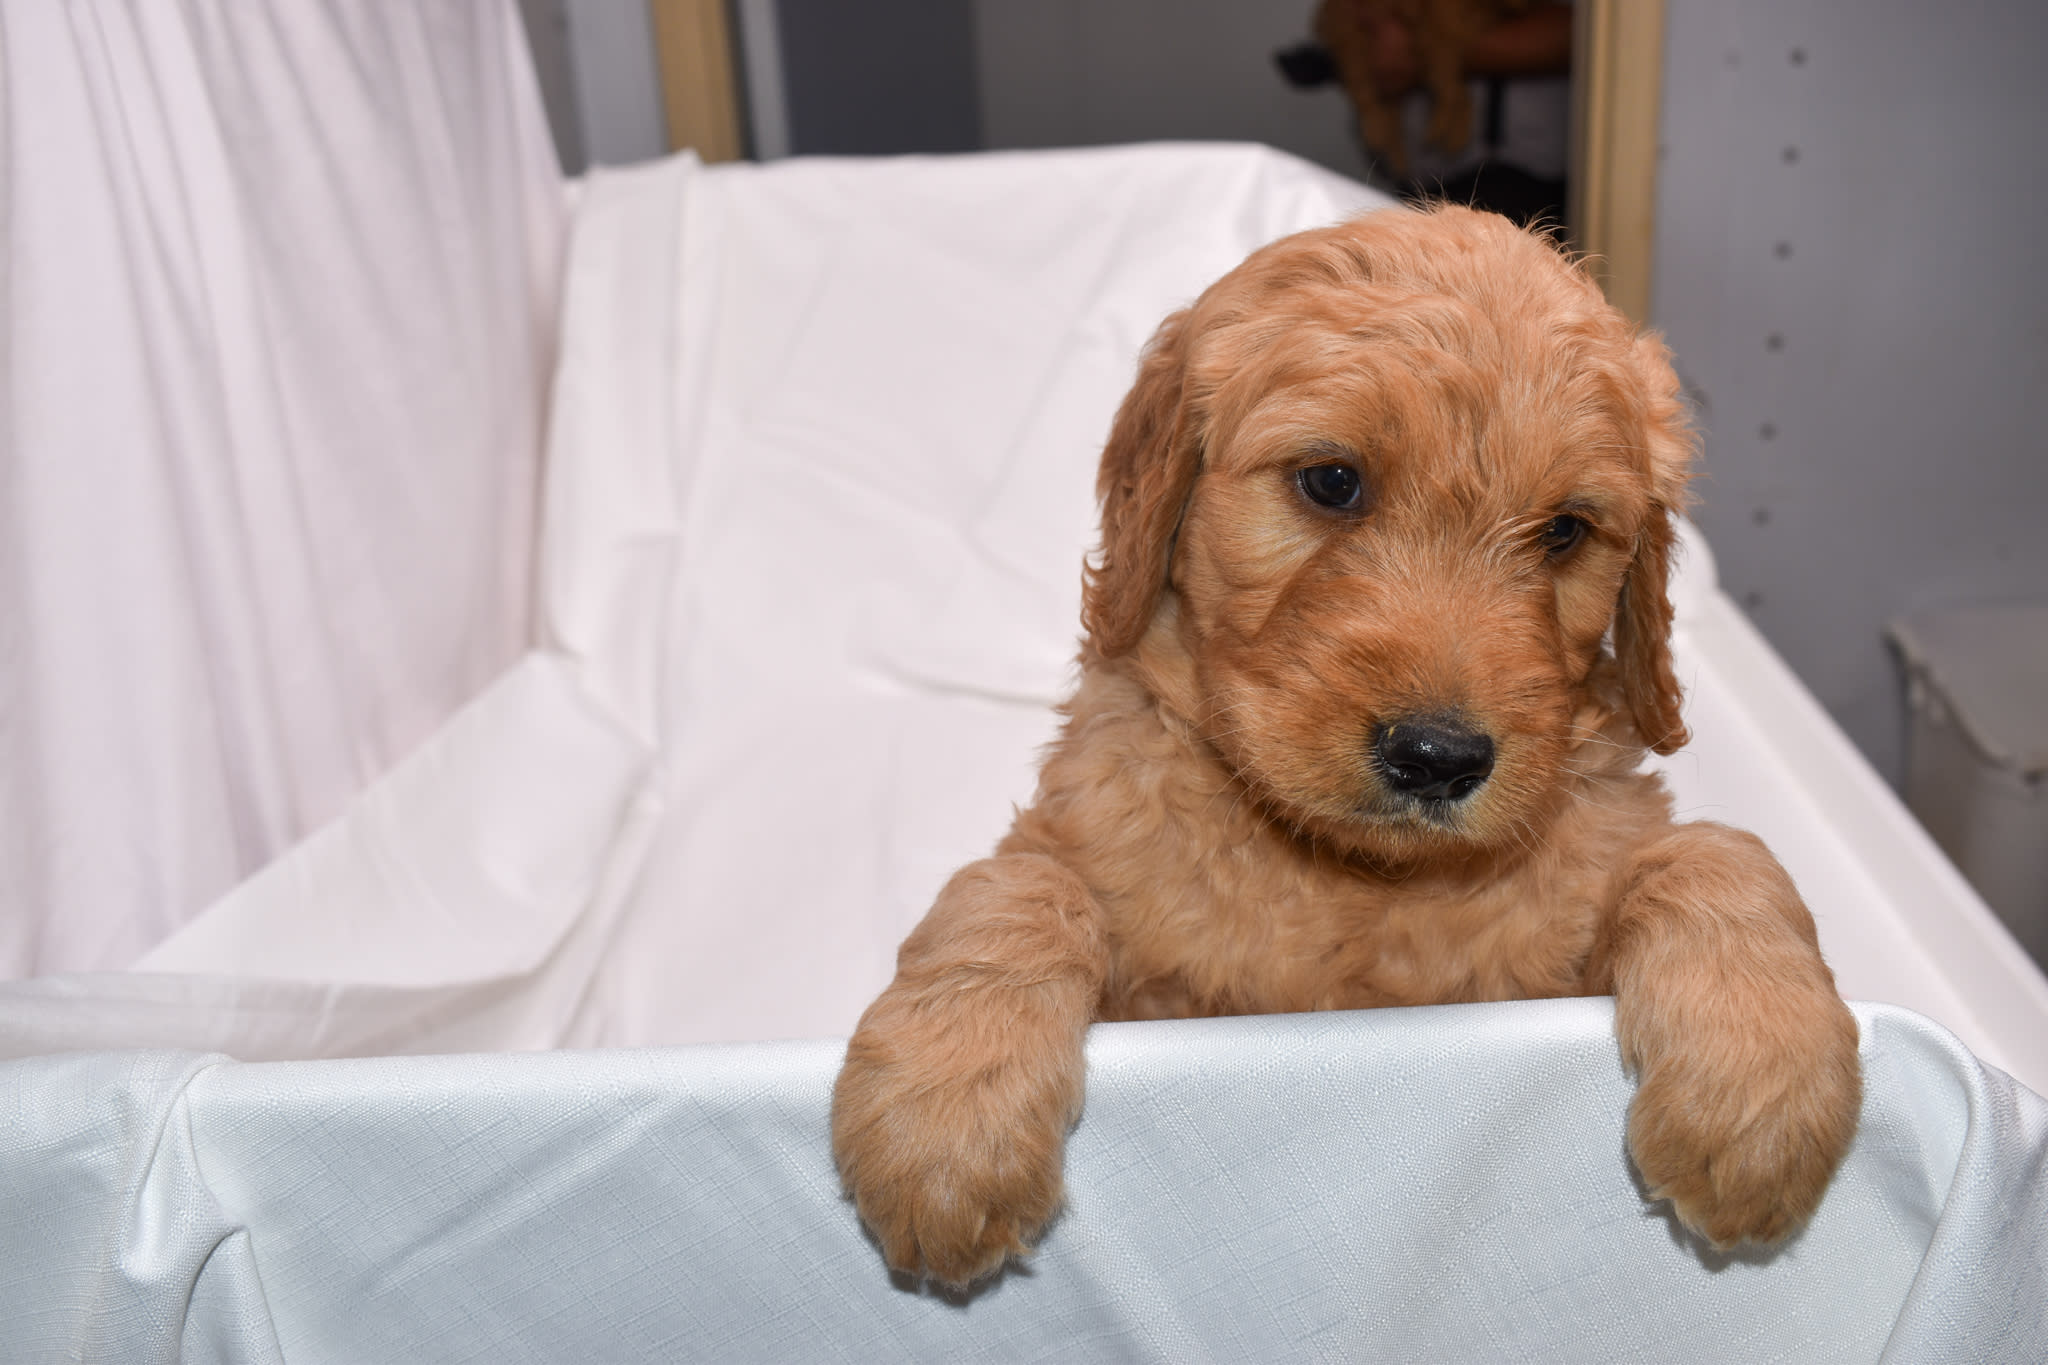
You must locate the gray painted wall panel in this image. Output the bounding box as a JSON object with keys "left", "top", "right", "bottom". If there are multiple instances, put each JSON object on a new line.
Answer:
{"left": 973, "top": 0, "right": 1372, "bottom": 180}
{"left": 516, "top": 0, "right": 587, "bottom": 173}
{"left": 777, "top": 0, "right": 981, "bottom": 155}
{"left": 563, "top": 0, "right": 668, "bottom": 167}
{"left": 1653, "top": 0, "right": 2048, "bottom": 786}
{"left": 513, "top": 0, "right": 666, "bottom": 173}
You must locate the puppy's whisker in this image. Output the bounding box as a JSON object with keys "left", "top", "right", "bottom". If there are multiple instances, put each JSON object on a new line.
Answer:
{"left": 1564, "top": 724, "right": 1630, "bottom": 747}
{"left": 1563, "top": 720, "right": 1630, "bottom": 739}
{"left": 1563, "top": 788, "right": 1637, "bottom": 819}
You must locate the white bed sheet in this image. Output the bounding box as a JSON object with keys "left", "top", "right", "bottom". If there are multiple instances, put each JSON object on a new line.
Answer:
{"left": 4, "top": 1001, "right": 2041, "bottom": 1362}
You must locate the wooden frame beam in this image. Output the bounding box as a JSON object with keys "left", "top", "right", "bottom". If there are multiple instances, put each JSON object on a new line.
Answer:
{"left": 1570, "top": 0, "right": 1667, "bottom": 324}
{"left": 649, "top": 0, "right": 745, "bottom": 162}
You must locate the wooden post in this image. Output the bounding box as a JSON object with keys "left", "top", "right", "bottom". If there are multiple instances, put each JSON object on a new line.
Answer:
{"left": 649, "top": 0, "right": 745, "bottom": 162}
{"left": 1570, "top": 0, "right": 1666, "bottom": 324}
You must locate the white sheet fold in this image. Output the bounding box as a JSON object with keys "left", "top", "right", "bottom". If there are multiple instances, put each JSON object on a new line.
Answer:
{"left": 0, "top": 654, "right": 659, "bottom": 1060}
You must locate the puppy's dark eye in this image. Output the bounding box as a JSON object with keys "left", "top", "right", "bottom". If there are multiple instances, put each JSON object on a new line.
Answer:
{"left": 1298, "top": 462, "right": 1366, "bottom": 512}
{"left": 1541, "top": 513, "right": 1589, "bottom": 559}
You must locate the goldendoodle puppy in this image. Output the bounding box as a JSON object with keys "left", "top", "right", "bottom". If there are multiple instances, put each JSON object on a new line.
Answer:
{"left": 832, "top": 205, "right": 1862, "bottom": 1288}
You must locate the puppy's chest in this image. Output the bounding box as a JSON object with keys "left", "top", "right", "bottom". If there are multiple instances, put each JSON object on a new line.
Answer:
{"left": 1093, "top": 813, "right": 1608, "bottom": 1018}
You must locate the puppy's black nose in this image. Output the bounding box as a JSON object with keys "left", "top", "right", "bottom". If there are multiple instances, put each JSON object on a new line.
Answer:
{"left": 1374, "top": 718, "right": 1495, "bottom": 802}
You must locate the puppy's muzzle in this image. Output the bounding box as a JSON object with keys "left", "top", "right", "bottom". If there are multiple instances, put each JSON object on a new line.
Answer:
{"left": 1373, "top": 716, "right": 1495, "bottom": 803}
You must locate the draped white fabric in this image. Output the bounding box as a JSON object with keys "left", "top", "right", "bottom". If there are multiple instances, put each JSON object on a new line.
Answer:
{"left": 0, "top": 0, "right": 565, "bottom": 975}
{"left": 2, "top": 1002, "right": 2042, "bottom": 1362}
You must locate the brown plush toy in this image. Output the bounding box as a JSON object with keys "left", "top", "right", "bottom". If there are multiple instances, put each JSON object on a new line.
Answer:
{"left": 1315, "top": 0, "right": 1534, "bottom": 178}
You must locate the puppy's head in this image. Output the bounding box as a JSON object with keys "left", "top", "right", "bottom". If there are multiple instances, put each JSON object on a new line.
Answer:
{"left": 1082, "top": 205, "right": 1694, "bottom": 862}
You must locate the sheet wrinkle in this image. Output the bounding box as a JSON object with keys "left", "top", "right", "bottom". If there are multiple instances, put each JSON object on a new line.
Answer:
{"left": 851, "top": 659, "right": 1074, "bottom": 711}
{"left": 127, "top": 1071, "right": 257, "bottom": 1357}
{"left": 1876, "top": 1006, "right": 2048, "bottom": 1360}
{"left": 392, "top": 21, "right": 483, "bottom": 363}
{"left": 279, "top": 12, "right": 420, "bottom": 339}
{"left": 537, "top": 156, "right": 696, "bottom": 743}
{"left": 180, "top": 1228, "right": 288, "bottom": 1365}
{"left": 950, "top": 311, "right": 1110, "bottom": 542}
{"left": 539, "top": 780, "right": 668, "bottom": 1050}
{"left": 93, "top": 6, "right": 311, "bottom": 872}
{"left": 0, "top": 653, "right": 658, "bottom": 1060}
{"left": 0, "top": 1050, "right": 280, "bottom": 1363}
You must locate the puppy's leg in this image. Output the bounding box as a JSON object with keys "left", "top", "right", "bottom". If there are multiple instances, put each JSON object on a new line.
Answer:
{"left": 1597, "top": 823, "right": 1862, "bottom": 1248}
{"left": 831, "top": 852, "right": 1106, "bottom": 1287}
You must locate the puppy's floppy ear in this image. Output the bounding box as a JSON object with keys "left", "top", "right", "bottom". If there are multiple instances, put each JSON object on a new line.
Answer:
{"left": 1615, "top": 505, "right": 1688, "bottom": 754}
{"left": 1081, "top": 311, "right": 1199, "bottom": 658}
{"left": 1614, "top": 334, "right": 1696, "bottom": 755}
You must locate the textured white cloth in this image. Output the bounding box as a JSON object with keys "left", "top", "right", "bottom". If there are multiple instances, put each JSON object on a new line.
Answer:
{"left": 2, "top": 1001, "right": 2042, "bottom": 1362}
{"left": 0, "top": 0, "right": 565, "bottom": 975}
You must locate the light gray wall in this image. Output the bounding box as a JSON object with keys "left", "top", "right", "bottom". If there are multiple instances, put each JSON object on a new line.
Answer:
{"left": 515, "top": 2, "right": 1371, "bottom": 175}
{"left": 775, "top": 0, "right": 980, "bottom": 155}
{"left": 734, "top": 0, "right": 791, "bottom": 159}
{"left": 563, "top": 0, "right": 668, "bottom": 167}
{"left": 517, "top": 1, "right": 971, "bottom": 167}
{"left": 1652, "top": 0, "right": 2048, "bottom": 787}
{"left": 514, "top": 0, "right": 667, "bottom": 173}
{"left": 974, "top": 0, "right": 1370, "bottom": 180}
{"left": 515, "top": 0, "right": 586, "bottom": 172}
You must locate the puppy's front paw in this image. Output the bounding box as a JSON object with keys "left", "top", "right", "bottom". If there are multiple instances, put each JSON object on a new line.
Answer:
{"left": 831, "top": 994, "right": 1083, "bottom": 1288}
{"left": 1624, "top": 994, "right": 1862, "bottom": 1248}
